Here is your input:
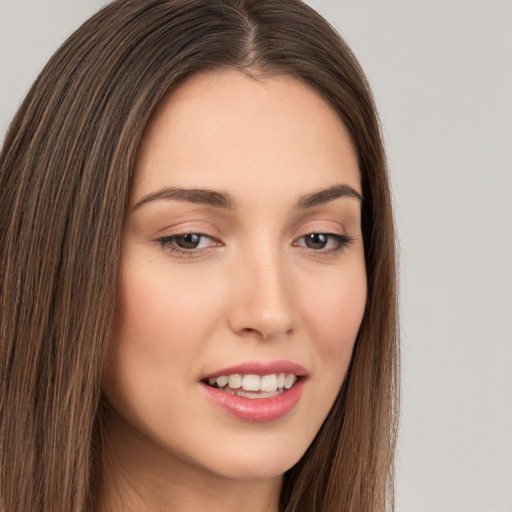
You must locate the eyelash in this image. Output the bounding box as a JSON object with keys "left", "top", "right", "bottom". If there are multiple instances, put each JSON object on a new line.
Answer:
{"left": 156, "top": 233, "right": 219, "bottom": 258}
{"left": 156, "top": 232, "right": 354, "bottom": 258}
{"left": 293, "top": 232, "right": 354, "bottom": 254}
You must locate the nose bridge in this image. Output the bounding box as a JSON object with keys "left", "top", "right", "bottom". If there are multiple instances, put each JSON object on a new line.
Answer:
{"left": 228, "top": 236, "right": 296, "bottom": 340}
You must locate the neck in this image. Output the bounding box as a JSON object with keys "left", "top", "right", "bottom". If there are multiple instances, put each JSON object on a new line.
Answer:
{"left": 97, "top": 408, "right": 282, "bottom": 512}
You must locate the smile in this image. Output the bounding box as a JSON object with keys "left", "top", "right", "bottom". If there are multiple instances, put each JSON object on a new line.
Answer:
{"left": 206, "top": 373, "right": 298, "bottom": 398}
{"left": 200, "top": 361, "right": 307, "bottom": 422}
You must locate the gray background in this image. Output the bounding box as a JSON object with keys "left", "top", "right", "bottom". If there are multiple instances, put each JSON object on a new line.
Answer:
{"left": 1, "top": 1, "right": 511, "bottom": 511}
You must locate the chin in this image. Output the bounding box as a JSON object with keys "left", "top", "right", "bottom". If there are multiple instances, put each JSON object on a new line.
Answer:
{"left": 210, "top": 454, "right": 300, "bottom": 482}
{"left": 194, "top": 434, "right": 309, "bottom": 481}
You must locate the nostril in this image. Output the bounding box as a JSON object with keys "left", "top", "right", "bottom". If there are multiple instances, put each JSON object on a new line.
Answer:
{"left": 241, "top": 327, "right": 268, "bottom": 340}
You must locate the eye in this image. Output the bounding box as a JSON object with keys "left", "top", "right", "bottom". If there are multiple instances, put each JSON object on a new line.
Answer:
{"left": 295, "top": 233, "right": 353, "bottom": 253}
{"left": 156, "top": 233, "right": 218, "bottom": 256}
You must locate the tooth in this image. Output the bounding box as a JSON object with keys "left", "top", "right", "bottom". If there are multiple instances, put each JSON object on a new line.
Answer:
{"left": 260, "top": 374, "right": 278, "bottom": 392}
{"left": 216, "top": 375, "right": 228, "bottom": 388}
{"left": 208, "top": 378, "right": 216, "bottom": 386}
{"left": 228, "top": 374, "right": 242, "bottom": 389}
{"left": 284, "top": 374, "right": 297, "bottom": 389}
{"left": 277, "top": 373, "right": 286, "bottom": 389}
{"left": 242, "top": 374, "right": 260, "bottom": 391}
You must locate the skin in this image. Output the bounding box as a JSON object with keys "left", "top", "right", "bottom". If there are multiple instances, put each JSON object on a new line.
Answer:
{"left": 100, "top": 70, "right": 367, "bottom": 512}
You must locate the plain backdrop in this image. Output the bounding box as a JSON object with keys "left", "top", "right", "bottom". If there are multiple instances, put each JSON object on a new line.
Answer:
{"left": 1, "top": 1, "right": 511, "bottom": 511}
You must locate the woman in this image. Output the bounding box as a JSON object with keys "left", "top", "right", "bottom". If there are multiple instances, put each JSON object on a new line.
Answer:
{"left": 0, "top": 0, "right": 399, "bottom": 511}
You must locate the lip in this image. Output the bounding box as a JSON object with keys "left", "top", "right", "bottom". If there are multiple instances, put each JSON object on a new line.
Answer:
{"left": 200, "top": 378, "right": 305, "bottom": 422}
{"left": 201, "top": 360, "right": 308, "bottom": 380}
{"left": 199, "top": 360, "right": 308, "bottom": 423}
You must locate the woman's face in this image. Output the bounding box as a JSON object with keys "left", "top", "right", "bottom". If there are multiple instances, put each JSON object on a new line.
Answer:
{"left": 103, "top": 70, "right": 367, "bottom": 483}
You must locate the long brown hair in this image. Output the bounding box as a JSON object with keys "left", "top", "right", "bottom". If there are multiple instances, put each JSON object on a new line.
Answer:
{"left": 0, "top": 1, "right": 399, "bottom": 510}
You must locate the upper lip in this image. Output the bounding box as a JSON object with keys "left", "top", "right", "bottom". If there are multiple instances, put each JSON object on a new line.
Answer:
{"left": 201, "top": 360, "right": 308, "bottom": 380}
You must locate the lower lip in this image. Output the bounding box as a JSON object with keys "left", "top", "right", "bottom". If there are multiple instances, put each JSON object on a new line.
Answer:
{"left": 200, "top": 379, "right": 305, "bottom": 423}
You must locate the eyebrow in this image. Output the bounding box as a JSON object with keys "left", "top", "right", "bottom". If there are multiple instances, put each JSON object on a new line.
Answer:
{"left": 133, "top": 187, "right": 236, "bottom": 210}
{"left": 295, "top": 184, "right": 363, "bottom": 209}
{"left": 133, "top": 183, "right": 362, "bottom": 211}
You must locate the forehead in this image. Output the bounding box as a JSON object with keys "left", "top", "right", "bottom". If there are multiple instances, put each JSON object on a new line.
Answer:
{"left": 132, "top": 69, "right": 360, "bottom": 203}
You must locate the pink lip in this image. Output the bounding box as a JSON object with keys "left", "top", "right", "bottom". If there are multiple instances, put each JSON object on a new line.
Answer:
{"left": 201, "top": 360, "right": 308, "bottom": 379}
{"left": 199, "top": 360, "right": 308, "bottom": 423}
{"left": 199, "top": 378, "right": 305, "bottom": 423}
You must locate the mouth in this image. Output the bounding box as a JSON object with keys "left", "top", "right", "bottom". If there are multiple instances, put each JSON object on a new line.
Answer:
{"left": 202, "top": 373, "right": 300, "bottom": 399}
{"left": 199, "top": 361, "right": 307, "bottom": 422}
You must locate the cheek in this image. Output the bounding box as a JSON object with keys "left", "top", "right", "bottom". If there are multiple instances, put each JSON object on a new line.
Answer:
{"left": 103, "top": 263, "right": 226, "bottom": 418}
{"left": 299, "top": 261, "right": 367, "bottom": 376}
{"left": 287, "top": 260, "right": 366, "bottom": 449}
{"left": 102, "top": 262, "right": 227, "bottom": 426}
{"left": 110, "top": 263, "right": 224, "bottom": 363}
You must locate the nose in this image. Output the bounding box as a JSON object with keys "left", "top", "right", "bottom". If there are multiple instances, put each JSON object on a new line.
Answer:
{"left": 227, "top": 246, "right": 296, "bottom": 341}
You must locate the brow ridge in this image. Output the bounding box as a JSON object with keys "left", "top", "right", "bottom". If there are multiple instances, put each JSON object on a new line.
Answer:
{"left": 134, "top": 187, "right": 235, "bottom": 210}
{"left": 295, "top": 184, "right": 363, "bottom": 209}
{"left": 133, "top": 183, "right": 362, "bottom": 211}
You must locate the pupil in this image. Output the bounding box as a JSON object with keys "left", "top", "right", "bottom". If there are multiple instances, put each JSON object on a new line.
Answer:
{"left": 306, "top": 233, "right": 327, "bottom": 249}
{"left": 176, "top": 234, "right": 200, "bottom": 249}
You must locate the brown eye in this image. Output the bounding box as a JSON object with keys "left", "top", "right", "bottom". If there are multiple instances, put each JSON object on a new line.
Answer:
{"left": 304, "top": 233, "right": 329, "bottom": 249}
{"left": 295, "top": 233, "right": 354, "bottom": 254}
{"left": 174, "top": 233, "right": 202, "bottom": 249}
{"left": 157, "top": 233, "right": 217, "bottom": 254}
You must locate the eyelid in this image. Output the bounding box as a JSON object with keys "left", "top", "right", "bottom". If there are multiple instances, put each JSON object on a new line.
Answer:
{"left": 155, "top": 231, "right": 222, "bottom": 258}
{"left": 153, "top": 220, "right": 355, "bottom": 259}
{"left": 293, "top": 232, "right": 354, "bottom": 254}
